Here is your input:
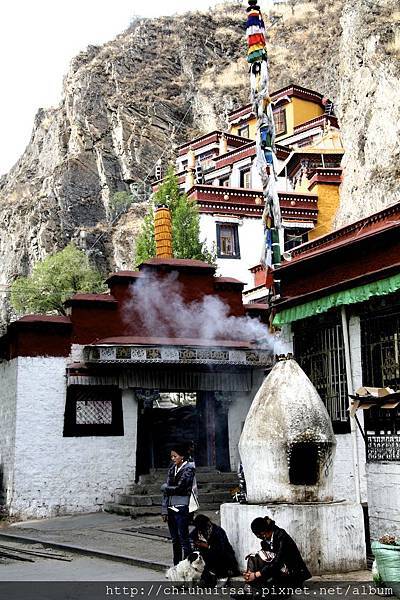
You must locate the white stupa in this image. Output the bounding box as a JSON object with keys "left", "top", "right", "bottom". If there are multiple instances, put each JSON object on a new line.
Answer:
{"left": 221, "top": 356, "right": 366, "bottom": 574}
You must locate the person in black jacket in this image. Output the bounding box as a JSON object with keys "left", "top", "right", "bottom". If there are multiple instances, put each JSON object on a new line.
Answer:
{"left": 161, "top": 444, "right": 195, "bottom": 565}
{"left": 190, "top": 514, "right": 239, "bottom": 584}
{"left": 244, "top": 516, "right": 311, "bottom": 592}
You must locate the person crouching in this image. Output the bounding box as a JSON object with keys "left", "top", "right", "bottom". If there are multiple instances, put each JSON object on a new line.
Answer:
{"left": 244, "top": 516, "right": 311, "bottom": 594}
{"left": 190, "top": 514, "right": 239, "bottom": 585}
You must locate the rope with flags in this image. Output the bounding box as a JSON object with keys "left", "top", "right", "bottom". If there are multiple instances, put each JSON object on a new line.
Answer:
{"left": 246, "top": 0, "right": 282, "bottom": 298}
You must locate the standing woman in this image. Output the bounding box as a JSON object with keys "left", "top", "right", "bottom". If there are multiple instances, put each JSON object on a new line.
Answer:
{"left": 161, "top": 444, "right": 195, "bottom": 565}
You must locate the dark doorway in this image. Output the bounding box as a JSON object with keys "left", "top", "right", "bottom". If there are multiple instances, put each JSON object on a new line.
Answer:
{"left": 136, "top": 390, "right": 231, "bottom": 475}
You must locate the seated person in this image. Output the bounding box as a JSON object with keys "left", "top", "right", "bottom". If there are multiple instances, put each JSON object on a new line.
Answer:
{"left": 190, "top": 514, "right": 239, "bottom": 584}
{"left": 244, "top": 516, "right": 311, "bottom": 592}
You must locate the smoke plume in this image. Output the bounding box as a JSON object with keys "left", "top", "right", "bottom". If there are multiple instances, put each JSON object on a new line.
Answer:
{"left": 124, "top": 272, "right": 289, "bottom": 354}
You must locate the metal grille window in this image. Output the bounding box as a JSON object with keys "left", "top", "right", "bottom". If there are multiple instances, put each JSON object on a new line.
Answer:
{"left": 76, "top": 400, "right": 112, "bottom": 425}
{"left": 284, "top": 227, "right": 309, "bottom": 251}
{"left": 293, "top": 312, "right": 349, "bottom": 432}
{"left": 361, "top": 303, "right": 400, "bottom": 461}
{"left": 64, "top": 386, "right": 124, "bottom": 437}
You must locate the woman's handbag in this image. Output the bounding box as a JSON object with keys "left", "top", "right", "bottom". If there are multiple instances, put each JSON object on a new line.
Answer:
{"left": 189, "top": 488, "right": 199, "bottom": 513}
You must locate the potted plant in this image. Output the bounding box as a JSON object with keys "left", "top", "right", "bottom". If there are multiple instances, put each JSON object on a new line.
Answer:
{"left": 372, "top": 535, "right": 400, "bottom": 596}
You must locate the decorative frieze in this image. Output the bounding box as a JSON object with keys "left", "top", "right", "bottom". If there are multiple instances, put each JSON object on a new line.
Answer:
{"left": 84, "top": 344, "right": 272, "bottom": 367}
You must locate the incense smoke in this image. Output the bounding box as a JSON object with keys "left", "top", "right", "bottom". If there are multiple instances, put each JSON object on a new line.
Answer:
{"left": 124, "top": 272, "right": 289, "bottom": 354}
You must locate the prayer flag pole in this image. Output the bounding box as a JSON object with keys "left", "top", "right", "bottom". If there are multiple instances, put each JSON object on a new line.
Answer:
{"left": 246, "top": 0, "right": 282, "bottom": 298}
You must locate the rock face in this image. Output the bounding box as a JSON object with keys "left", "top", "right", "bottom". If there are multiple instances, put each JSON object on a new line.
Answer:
{"left": 0, "top": 1, "right": 398, "bottom": 328}
{"left": 0, "top": 6, "right": 247, "bottom": 327}
{"left": 335, "top": 0, "right": 400, "bottom": 226}
{"left": 239, "top": 358, "right": 336, "bottom": 503}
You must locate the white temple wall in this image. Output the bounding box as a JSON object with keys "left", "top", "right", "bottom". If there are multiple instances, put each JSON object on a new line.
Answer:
{"left": 199, "top": 213, "right": 263, "bottom": 287}
{"left": 10, "top": 357, "right": 138, "bottom": 519}
{"left": 0, "top": 359, "right": 18, "bottom": 508}
{"left": 366, "top": 462, "right": 400, "bottom": 540}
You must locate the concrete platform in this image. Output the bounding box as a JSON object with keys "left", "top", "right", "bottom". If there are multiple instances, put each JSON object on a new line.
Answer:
{"left": 221, "top": 500, "right": 367, "bottom": 575}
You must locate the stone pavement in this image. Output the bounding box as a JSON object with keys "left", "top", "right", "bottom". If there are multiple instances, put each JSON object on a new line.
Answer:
{"left": 0, "top": 511, "right": 373, "bottom": 587}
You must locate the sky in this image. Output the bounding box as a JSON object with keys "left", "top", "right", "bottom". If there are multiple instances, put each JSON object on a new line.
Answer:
{"left": 0, "top": 0, "right": 227, "bottom": 176}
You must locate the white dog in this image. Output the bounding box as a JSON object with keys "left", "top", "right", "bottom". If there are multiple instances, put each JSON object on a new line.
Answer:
{"left": 166, "top": 551, "right": 206, "bottom": 582}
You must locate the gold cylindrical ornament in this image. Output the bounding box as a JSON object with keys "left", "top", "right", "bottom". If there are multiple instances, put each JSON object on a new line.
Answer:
{"left": 154, "top": 206, "right": 173, "bottom": 258}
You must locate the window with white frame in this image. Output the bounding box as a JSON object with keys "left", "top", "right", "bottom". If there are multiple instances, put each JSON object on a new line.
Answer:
{"left": 239, "top": 168, "right": 251, "bottom": 188}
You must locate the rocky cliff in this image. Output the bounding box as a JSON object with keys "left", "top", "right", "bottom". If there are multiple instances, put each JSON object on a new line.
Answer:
{"left": 335, "top": 0, "right": 400, "bottom": 226}
{"left": 0, "top": 0, "right": 398, "bottom": 327}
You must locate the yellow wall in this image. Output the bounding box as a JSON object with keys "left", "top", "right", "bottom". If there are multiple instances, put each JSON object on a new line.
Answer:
{"left": 230, "top": 117, "right": 257, "bottom": 140}
{"left": 308, "top": 182, "right": 341, "bottom": 240}
{"left": 292, "top": 98, "right": 324, "bottom": 129}
{"left": 276, "top": 98, "right": 324, "bottom": 142}
{"left": 230, "top": 97, "right": 324, "bottom": 142}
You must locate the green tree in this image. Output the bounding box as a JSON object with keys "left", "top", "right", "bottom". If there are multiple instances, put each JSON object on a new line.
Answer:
{"left": 135, "top": 166, "right": 215, "bottom": 266}
{"left": 11, "top": 244, "right": 105, "bottom": 316}
{"left": 109, "top": 190, "right": 135, "bottom": 221}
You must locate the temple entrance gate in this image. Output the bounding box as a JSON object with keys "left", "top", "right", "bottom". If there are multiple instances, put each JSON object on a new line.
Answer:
{"left": 135, "top": 390, "right": 232, "bottom": 477}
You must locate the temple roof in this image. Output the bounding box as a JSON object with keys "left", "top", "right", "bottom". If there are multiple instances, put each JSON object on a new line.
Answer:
{"left": 228, "top": 84, "right": 327, "bottom": 123}
{"left": 138, "top": 258, "right": 215, "bottom": 271}
{"left": 273, "top": 203, "right": 400, "bottom": 314}
{"left": 90, "top": 336, "right": 256, "bottom": 348}
{"left": 287, "top": 202, "right": 400, "bottom": 263}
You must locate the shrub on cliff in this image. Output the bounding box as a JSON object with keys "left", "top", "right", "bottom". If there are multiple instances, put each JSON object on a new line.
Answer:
{"left": 10, "top": 244, "right": 105, "bottom": 316}
{"left": 135, "top": 166, "right": 215, "bottom": 266}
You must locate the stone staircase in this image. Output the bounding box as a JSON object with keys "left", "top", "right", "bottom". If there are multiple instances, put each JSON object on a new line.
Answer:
{"left": 104, "top": 468, "right": 238, "bottom": 518}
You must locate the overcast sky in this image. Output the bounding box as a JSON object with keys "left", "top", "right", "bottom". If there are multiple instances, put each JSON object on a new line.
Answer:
{"left": 0, "top": 0, "right": 227, "bottom": 176}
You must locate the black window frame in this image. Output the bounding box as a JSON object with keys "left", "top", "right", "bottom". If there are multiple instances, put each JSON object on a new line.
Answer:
{"left": 216, "top": 222, "right": 241, "bottom": 259}
{"left": 63, "top": 385, "right": 124, "bottom": 437}
{"left": 284, "top": 227, "right": 309, "bottom": 251}
{"left": 238, "top": 124, "right": 250, "bottom": 139}
{"left": 239, "top": 167, "right": 252, "bottom": 189}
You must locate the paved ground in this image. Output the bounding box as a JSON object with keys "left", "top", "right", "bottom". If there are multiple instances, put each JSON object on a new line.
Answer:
{"left": 0, "top": 510, "right": 221, "bottom": 569}
{"left": 1, "top": 512, "right": 173, "bottom": 568}
{"left": 0, "top": 552, "right": 163, "bottom": 581}
{"left": 0, "top": 512, "right": 379, "bottom": 600}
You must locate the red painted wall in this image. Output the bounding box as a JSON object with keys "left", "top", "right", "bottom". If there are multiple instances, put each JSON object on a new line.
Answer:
{"left": 277, "top": 228, "right": 400, "bottom": 305}
{"left": 1, "top": 259, "right": 255, "bottom": 358}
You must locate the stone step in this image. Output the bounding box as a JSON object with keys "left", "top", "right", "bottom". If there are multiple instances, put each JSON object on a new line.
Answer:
{"left": 145, "top": 469, "right": 237, "bottom": 484}
{"left": 117, "top": 491, "right": 232, "bottom": 507}
{"left": 104, "top": 501, "right": 232, "bottom": 518}
{"left": 104, "top": 503, "right": 162, "bottom": 518}
{"left": 126, "top": 481, "right": 237, "bottom": 495}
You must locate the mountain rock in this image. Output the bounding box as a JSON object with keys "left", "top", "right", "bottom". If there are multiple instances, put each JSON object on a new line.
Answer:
{"left": 335, "top": 0, "right": 400, "bottom": 226}
{"left": 0, "top": 1, "right": 398, "bottom": 328}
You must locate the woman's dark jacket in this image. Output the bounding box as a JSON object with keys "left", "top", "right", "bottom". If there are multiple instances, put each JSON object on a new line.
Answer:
{"left": 190, "top": 523, "right": 238, "bottom": 577}
{"left": 161, "top": 462, "right": 195, "bottom": 515}
{"left": 258, "top": 526, "right": 311, "bottom": 583}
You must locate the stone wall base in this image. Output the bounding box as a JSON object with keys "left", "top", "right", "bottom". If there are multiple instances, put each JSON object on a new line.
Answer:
{"left": 221, "top": 501, "right": 366, "bottom": 575}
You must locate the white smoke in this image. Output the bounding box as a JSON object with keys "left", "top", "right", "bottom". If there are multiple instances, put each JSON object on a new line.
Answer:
{"left": 124, "top": 271, "right": 289, "bottom": 354}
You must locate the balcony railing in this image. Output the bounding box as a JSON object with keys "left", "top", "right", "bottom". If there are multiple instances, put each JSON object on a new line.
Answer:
{"left": 366, "top": 435, "right": 400, "bottom": 462}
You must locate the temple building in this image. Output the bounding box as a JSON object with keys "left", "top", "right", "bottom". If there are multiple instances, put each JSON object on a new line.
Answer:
{"left": 0, "top": 250, "right": 273, "bottom": 519}
{"left": 272, "top": 202, "right": 400, "bottom": 539}
{"left": 153, "top": 84, "right": 343, "bottom": 289}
